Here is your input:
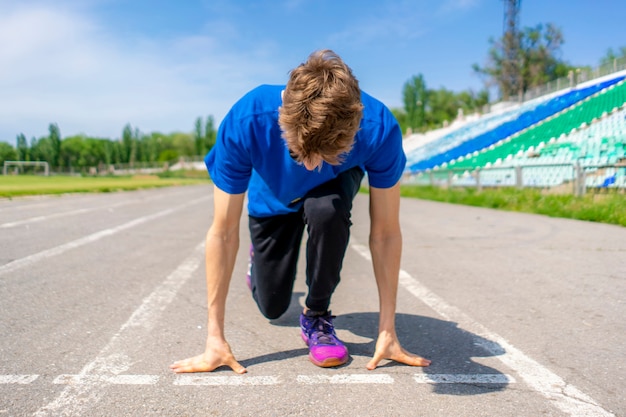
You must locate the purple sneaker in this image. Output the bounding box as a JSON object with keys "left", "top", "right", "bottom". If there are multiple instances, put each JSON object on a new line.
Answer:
{"left": 300, "top": 311, "right": 348, "bottom": 368}
{"left": 246, "top": 244, "right": 253, "bottom": 291}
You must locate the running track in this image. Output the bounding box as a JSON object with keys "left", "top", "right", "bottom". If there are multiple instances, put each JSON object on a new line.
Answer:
{"left": 1, "top": 184, "right": 624, "bottom": 416}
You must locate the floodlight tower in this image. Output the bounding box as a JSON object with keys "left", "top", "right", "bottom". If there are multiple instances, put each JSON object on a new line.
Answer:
{"left": 502, "top": 0, "right": 522, "bottom": 101}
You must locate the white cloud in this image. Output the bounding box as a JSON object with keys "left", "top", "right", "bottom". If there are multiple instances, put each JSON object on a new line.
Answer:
{"left": 329, "top": 17, "right": 427, "bottom": 49}
{"left": 326, "top": 3, "right": 430, "bottom": 49}
{"left": 0, "top": 2, "right": 282, "bottom": 142}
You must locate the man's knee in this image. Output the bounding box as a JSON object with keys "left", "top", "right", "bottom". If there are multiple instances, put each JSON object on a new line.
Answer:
{"left": 304, "top": 196, "right": 351, "bottom": 230}
{"left": 255, "top": 296, "right": 290, "bottom": 320}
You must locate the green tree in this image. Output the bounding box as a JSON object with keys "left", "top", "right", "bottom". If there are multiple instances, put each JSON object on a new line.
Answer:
{"left": 29, "top": 137, "right": 37, "bottom": 158}
{"left": 156, "top": 131, "right": 197, "bottom": 163}
{"left": 194, "top": 116, "right": 204, "bottom": 156}
{"left": 0, "top": 142, "right": 17, "bottom": 169}
{"left": 456, "top": 89, "right": 490, "bottom": 113}
{"left": 83, "top": 138, "right": 108, "bottom": 169}
{"left": 138, "top": 134, "right": 158, "bottom": 164}
{"left": 104, "top": 140, "right": 114, "bottom": 166}
{"left": 16, "top": 133, "right": 29, "bottom": 161}
{"left": 204, "top": 115, "right": 217, "bottom": 153}
{"left": 60, "top": 135, "right": 85, "bottom": 171}
{"left": 403, "top": 74, "right": 428, "bottom": 133}
{"left": 146, "top": 132, "right": 168, "bottom": 163}
{"left": 397, "top": 74, "right": 492, "bottom": 135}
{"left": 153, "top": 132, "right": 176, "bottom": 163}
{"left": 30, "top": 137, "right": 54, "bottom": 164}
{"left": 48, "top": 123, "right": 62, "bottom": 168}
{"left": 133, "top": 128, "right": 142, "bottom": 164}
{"left": 158, "top": 149, "right": 178, "bottom": 163}
{"left": 519, "top": 24, "right": 570, "bottom": 90}
{"left": 121, "top": 123, "right": 138, "bottom": 166}
{"left": 122, "top": 124, "right": 132, "bottom": 163}
{"left": 58, "top": 135, "right": 108, "bottom": 171}
{"left": 473, "top": 23, "right": 573, "bottom": 100}
{"left": 112, "top": 140, "right": 124, "bottom": 165}
{"left": 426, "top": 88, "right": 459, "bottom": 127}
{"left": 172, "top": 132, "right": 195, "bottom": 158}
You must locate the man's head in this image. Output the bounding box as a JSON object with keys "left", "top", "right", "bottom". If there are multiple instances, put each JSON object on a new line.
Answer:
{"left": 279, "top": 49, "right": 364, "bottom": 170}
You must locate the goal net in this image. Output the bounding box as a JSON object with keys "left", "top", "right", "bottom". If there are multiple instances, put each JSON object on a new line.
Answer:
{"left": 2, "top": 161, "right": 50, "bottom": 176}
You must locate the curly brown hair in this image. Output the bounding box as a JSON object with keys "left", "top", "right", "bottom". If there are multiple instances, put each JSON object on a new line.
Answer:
{"left": 279, "top": 50, "right": 364, "bottom": 167}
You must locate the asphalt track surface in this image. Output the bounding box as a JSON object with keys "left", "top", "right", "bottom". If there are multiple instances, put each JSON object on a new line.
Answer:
{"left": 0, "top": 184, "right": 624, "bottom": 417}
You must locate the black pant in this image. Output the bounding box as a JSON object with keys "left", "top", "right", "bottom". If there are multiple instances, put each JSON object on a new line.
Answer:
{"left": 248, "top": 167, "right": 364, "bottom": 319}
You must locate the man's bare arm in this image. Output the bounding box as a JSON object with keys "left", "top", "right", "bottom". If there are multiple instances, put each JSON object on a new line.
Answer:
{"left": 170, "top": 186, "right": 247, "bottom": 374}
{"left": 366, "top": 182, "right": 431, "bottom": 370}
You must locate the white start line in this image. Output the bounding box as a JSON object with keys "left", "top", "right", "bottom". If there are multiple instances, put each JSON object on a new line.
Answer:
{"left": 0, "top": 373, "right": 514, "bottom": 386}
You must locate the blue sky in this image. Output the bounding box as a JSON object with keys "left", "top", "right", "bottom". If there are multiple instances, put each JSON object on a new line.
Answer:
{"left": 1, "top": 0, "right": 624, "bottom": 143}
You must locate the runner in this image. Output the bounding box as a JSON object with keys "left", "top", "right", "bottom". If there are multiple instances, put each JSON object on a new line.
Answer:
{"left": 170, "top": 49, "right": 431, "bottom": 373}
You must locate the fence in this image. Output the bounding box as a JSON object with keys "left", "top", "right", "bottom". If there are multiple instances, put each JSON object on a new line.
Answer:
{"left": 403, "top": 162, "right": 626, "bottom": 196}
{"left": 521, "top": 57, "right": 626, "bottom": 102}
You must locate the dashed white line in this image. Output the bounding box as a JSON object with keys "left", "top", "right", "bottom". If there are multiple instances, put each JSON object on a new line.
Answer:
{"left": 174, "top": 375, "right": 279, "bottom": 386}
{"left": 53, "top": 375, "right": 159, "bottom": 385}
{"left": 0, "top": 373, "right": 515, "bottom": 386}
{"left": 0, "top": 196, "right": 210, "bottom": 277}
{"left": 297, "top": 374, "right": 394, "bottom": 384}
{"left": 413, "top": 374, "right": 515, "bottom": 384}
{"left": 0, "top": 375, "right": 38, "bottom": 384}
{"left": 350, "top": 241, "right": 614, "bottom": 417}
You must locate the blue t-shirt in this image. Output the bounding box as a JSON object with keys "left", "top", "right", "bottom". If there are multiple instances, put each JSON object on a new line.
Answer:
{"left": 205, "top": 84, "right": 406, "bottom": 217}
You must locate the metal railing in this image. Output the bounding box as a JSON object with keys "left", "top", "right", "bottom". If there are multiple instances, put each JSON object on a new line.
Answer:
{"left": 497, "top": 57, "right": 626, "bottom": 104}
{"left": 404, "top": 161, "right": 626, "bottom": 196}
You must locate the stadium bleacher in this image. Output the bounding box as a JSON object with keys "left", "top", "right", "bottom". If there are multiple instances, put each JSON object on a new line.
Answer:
{"left": 404, "top": 72, "right": 626, "bottom": 190}
{"left": 404, "top": 94, "right": 556, "bottom": 169}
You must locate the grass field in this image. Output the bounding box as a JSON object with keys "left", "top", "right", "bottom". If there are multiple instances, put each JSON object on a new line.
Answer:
{"left": 3, "top": 175, "right": 624, "bottom": 227}
{"left": 398, "top": 185, "right": 626, "bottom": 227}
{"left": 0, "top": 173, "right": 209, "bottom": 198}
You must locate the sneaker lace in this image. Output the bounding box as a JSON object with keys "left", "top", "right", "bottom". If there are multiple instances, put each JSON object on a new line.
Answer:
{"left": 310, "top": 315, "right": 338, "bottom": 345}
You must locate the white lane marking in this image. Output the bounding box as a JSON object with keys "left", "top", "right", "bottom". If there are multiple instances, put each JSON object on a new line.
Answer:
{"left": 174, "top": 375, "right": 279, "bottom": 386}
{"left": 0, "top": 375, "right": 39, "bottom": 384}
{"left": 0, "top": 196, "right": 210, "bottom": 277}
{"left": 0, "top": 208, "right": 91, "bottom": 228}
{"left": 350, "top": 242, "right": 614, "bottom": 417}
{"left": 32, "top": 242, "right": 205, "bottom": 417}
{"left": 297, "top": 374, "right": 394, "bottom": 384}
{"left": 53, "top": 375, "right": 159, "bottom": 385}
{"left": 0, "top": 187, "right": 199, "bottom": 214}
{"left": 0, "top": 190, "right": 193, "bottom": 229}
{"left": 413, "top": 374, "right": 515, "bottom": 384}
{"left": 0, "top": 373, "right": 516, "bottom": 386}
{"left": 0, "top": 200, "right": 59, "bottom": 213}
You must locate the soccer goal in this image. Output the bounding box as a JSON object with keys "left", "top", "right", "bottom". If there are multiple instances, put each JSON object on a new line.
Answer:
{"left": 2, "top": 161, "right": 50, "bottom": 176}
